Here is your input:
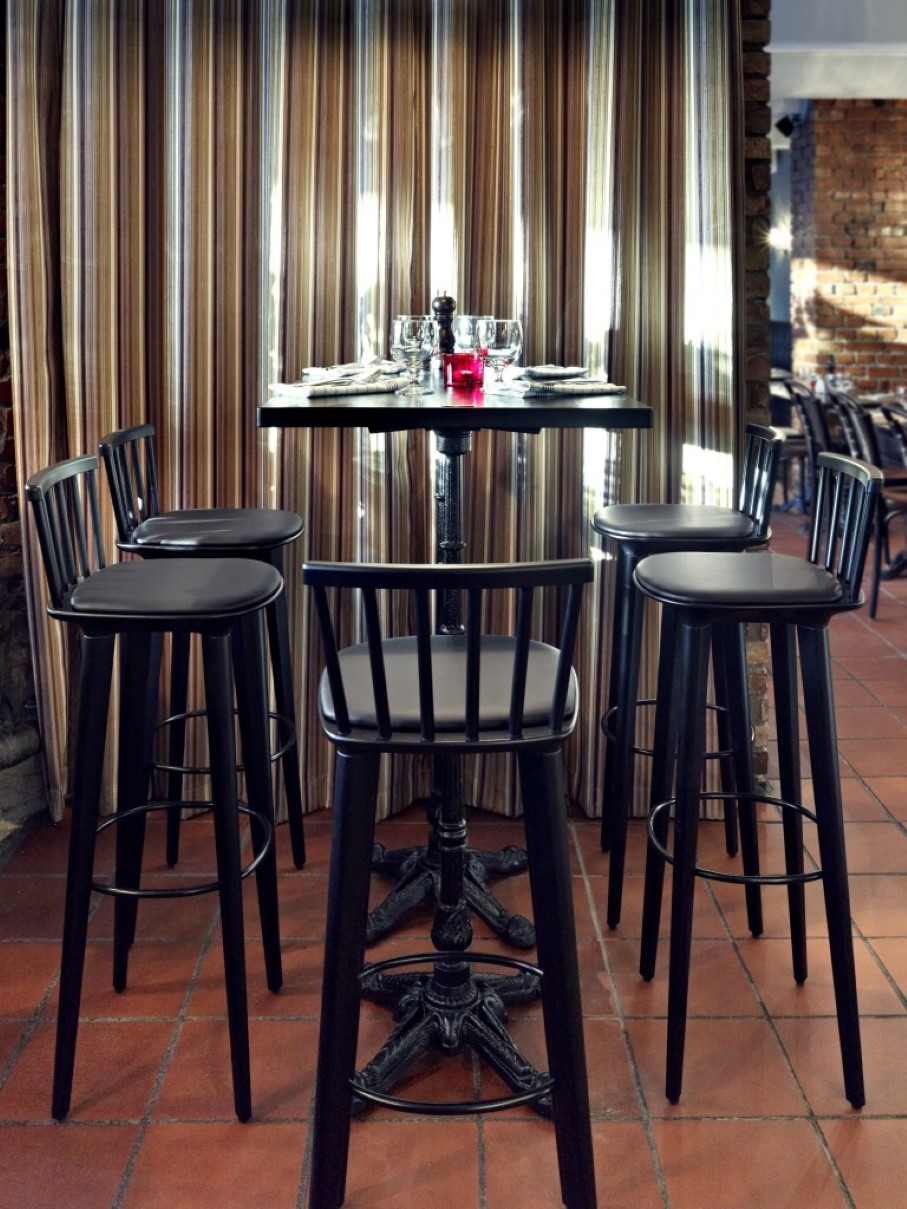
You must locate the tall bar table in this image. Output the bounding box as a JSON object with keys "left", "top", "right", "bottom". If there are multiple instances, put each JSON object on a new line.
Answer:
{"left": 258, "top": 376, "right": 652, "bottom": 1105}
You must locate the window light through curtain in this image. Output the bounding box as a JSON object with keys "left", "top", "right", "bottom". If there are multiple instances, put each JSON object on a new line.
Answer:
{"left": 8, "top": 0, "right": 744, "bottom": 822}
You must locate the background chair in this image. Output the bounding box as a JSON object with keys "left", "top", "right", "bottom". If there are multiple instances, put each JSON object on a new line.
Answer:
{"left": 25, "top": 454, "right": 283, "bottom": 1122}
{"left": 99, "top": 424, "right": 305, "bottom": 868}
{"left": 304, "top": 558, "right": 596, "bottom": 1209}
{"left": 591, "top": 423, "right": 782, "bottom": 930}
{"left": 634, "top": 451, "right": 879, "bottom": 1108}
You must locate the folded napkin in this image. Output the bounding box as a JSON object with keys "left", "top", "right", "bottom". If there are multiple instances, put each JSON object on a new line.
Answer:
{"left": 521, "top": 380, "right": 626, "bottom": 397}
{"left": 268, "top": 376, "right": 402, "bottom": 399}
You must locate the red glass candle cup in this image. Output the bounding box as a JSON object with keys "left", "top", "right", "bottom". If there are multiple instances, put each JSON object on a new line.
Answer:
{"left": 444, "top": 352, "right": 485, "bottom": 388}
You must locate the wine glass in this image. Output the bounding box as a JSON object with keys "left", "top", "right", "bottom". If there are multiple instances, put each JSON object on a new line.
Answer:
{"left": 478, "top": 318, "right": 524, "bottom": 388}
{"left": 453, "top": 314, "right": 493, "bottom": 352}
{"left": 390, "top": 316, "right": 435, "bottom": 396}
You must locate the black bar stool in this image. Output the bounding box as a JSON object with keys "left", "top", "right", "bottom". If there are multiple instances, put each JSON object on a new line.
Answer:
{"left": 634, "top": 451, "right": 880, "bottom": 1108}
{"left": 592, "top": 423, "right": 782, "bottom": 929}
{"left": 98, "top": 424, "right": 306, "bottom": 868}
{"left": 303, "top": 559, "right": 596, "bottom": 1209}
{"left": 25, "top": 454, "right": 284, "bottom": 1122}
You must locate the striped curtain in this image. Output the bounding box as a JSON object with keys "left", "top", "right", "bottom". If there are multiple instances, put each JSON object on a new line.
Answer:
{"left": 8, "top": 0, "right": 743, "bottom": 823}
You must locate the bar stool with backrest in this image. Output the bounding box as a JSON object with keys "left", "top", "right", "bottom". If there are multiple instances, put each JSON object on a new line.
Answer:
{"left": 303, "top": 558, "right": 596, "bottom": 1209}
{"left": 25, "top": 454, "right": 284, "bottom": 1122}
{"left": 826, "top": 395, "right": 907, "bottom": 616}
{"left": 634, "top": 451, "right": 878, "bottom": 1107}
{"left": 591, "top": 423, "right": 782, "bottom": 930}
{"left": 98, "top": 424, "right": 305, "bottom": 869}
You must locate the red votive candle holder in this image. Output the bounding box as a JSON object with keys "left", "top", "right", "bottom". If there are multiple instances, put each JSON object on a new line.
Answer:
{"left": 444, "top": 352, "right": 485, "bottom": 388}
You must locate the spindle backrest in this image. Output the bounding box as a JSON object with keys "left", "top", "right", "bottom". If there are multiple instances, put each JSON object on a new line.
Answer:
{"left": 25, "top": 455, "right": 108, "bottom": 612}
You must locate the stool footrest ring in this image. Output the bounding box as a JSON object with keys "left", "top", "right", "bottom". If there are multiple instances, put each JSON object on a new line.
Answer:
{"left": 352, "top": 950, "right": 553, "bottom": 1115}
{"left": 647, "top": 792, "right": 823, "bottom": 887}
{"left": 603, "top": 699, "right": 735, "bottom": 762}
{"left": 153, "top": 707, "right": 296, "bottom": 775}
{"left": 93, "top": 799, "right": 272, "bottom": 899}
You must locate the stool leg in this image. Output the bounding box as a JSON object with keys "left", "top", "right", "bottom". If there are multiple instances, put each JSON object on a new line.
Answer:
{"left": 165, "top": 629, "right": 192, "bottom": 867}
{"left": 265, "top": 559, "right": 306, "bottom": 869}
{"left": 604, "top": 547, "right": 645, "bottom": 927}
{"left": 233, "top": 610, "right": 282, "bottom": 993}
{"left": 53, "top": 631, "right": 115, "bottom": 1121}
{"left": 310, "top": 750, "right": 380, "bottom": 1209}
{"left": 710, "top": 626, "right": 739, "bottom": 857}
{"left": 665, "top": 616, "right": 711, "bottom": 1105}
{"left": 520, "top": 749, "right": 597, "bottom": 1209}
{"left": 601, "top": 544, "right": 640, "bottom": 853}
{"left": 640, "top": 609, "right": 680, "bottom": 979}
{"left": 202, "top": 630, "right": 253, "bottom": 1122}
{"left": 770, "top": 622, "right": 807, "bottom": 984}
{"left": 112, "top": 631, "right": 161, "bottom": 990}
{"left": 797, "top": 621, "right": 865, "bottom": 1108}
{"left": 713, "top": 622, "right": 763, "bottom": 938}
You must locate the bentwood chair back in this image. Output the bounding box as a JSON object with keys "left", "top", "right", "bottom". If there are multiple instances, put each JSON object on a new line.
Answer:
{"left": 98, "top": 424, "right": 306, "bottom": 868}
{"left": 25, "top": 454, "right": 284, "bottom": 1122}
{"left": 303, "top": 558, "right": 597, "bottom": 1209}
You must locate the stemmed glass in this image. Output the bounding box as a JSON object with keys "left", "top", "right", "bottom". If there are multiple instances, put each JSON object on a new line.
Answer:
{"left": 390, "top": 316, "right": 435, "bottom": 396}
{"left": 477, "top": 318, "right": 524, "bottom": 389}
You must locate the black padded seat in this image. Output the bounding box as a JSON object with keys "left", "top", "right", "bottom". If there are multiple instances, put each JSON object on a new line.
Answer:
{"left": 594, "top": 503, "right": 760, "bottom": 544}
{"left": 25, "top": 454, "right": 283, "bottom": 1123}
{"left": 633, "top": 550, "right": 844, "bottom": 610}
{"left": 321, "top": 635, "right": 575, "bottom": 733}
{"left": 99, "top": 425, "right": 305, "bottom": 870}
{"left": 634, "top": 451, "right": 880, "bottom": 1110}
{"left": 71, "top": 558, "right": 283, "bottom": 617}
{"left": 130, "top": 507, "right": 302, "bottom": 550}
{"left": 591, "top": 423, "right": 782, "bottom": 933}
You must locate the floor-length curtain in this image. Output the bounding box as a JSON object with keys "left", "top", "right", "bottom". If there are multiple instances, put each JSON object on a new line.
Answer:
{"left": 8, "top": 0, "right": 745, "bottom": 823}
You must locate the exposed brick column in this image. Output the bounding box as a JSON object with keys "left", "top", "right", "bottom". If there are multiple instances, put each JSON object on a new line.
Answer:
{"left": 742, "top": 0, "right": 772, "bottom": 779}
{"left": 791, "top": 99, "right": 907, "bottom": 391}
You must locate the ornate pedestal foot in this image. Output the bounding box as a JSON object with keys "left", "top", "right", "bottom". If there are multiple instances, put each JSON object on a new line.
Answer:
{"left": 367, "top": 835, "right": 535, "bottom": 948}
{"left": 354, "top": 956, "right": 550, "bottom": 1117}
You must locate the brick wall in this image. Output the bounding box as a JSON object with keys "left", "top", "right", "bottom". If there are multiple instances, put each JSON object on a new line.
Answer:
{"left": 742, "top": 0, "right": 772, "bottom": 426}
{"left": 790, "top": 99, "right": 907, "bottom": 391}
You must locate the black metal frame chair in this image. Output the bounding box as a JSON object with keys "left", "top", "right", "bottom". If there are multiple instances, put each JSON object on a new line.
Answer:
{"left": 591, "top": 423, "right": 782, "bottom": 930}
{"left": 98, "top": 424, "right": 305, "bottom": 868}
{"left": 304, "top": 558, "right": 597, "bottom": 1209}
{"left": 25, "top": 454, "right": 283, "bottom": 1121}
{"left": 634, "top": 451, "right": 879, "bottom": 1108}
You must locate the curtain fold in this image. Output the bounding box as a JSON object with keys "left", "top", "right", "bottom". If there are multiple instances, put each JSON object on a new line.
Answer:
{"left": 8, "top": 0, "right": 744, "bottom": 824}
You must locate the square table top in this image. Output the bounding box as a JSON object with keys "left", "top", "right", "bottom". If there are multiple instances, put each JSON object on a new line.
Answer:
{"left": 257, "top": 375, "right": 653, "bottom": 434}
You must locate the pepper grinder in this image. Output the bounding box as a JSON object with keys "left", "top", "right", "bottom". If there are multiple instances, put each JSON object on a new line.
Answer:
{"left": 432, "top": 290, "right": 456, "bottom": 355}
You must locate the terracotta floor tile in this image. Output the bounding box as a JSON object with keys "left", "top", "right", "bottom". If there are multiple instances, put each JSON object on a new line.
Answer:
{"left": 709, "top": 876, "right": 833, "bottom": 940}
{"left": 652, "top": 1118, "right": 846, "bottom": 1209}
{"left": 868, "top": 937, "right": 907, "bottom": 997}
{"left": 801, "top": 821, "right": 907, "bottom": 875}
{"left": 0, "top": 877, "right": 67, "bottom": 939}
{"left": 0, "top": 1019, "right": 26, "bottom": 1067}
{"left": 249, "top": 868, "right": 329, "bottom": 939}
{"left": 827, "top": 677, "right": 880, "bottom": 707}
{"left": 737, "top": 936, "right": 906, "bottom": 1017}
{"left": 835, "top": 655, "right": 907, "bottom": 682}
{"left": 775, "top": 1016, "right": 907, "bottom": 1117}
{"left": 847, "top": 875, "right": 907, "bottom": 938}
{"left": 0, "top": 1123, "right": 138, "bottom": 1209}
{"left": 801, "top": 777, "right": 893, "bottom": 823}
{"left": 605, "top": 936, "right": 761, "bottom": 1018}
{"left": 189, "top": 934, "right": 323, "bottom": 1019}
{"left": 863, "top": 776, "right": 907, "bottom": 823}
{"left": 627, "top": 1017, "right": 807, "bottom": 1117}
{"left": 0, "top": 941, "right": 61, "bottom": 1018}
{"left": 89, "top": 887, "right": 219, "bottom": 942}
{"left": 39, "top": 939, "right": 201, "bottom": 1022}
{"left": 832, "top": 706, "right": 907, "bottom": 740}
{"left": 822, "top": 1117, "right": 907, "bottom": 1209}
{"left": 124, "top": 1122, "right": 306, "bottom": 1208}
{"left": 598, "top": 873, "right": 726, "bottom": 941}
{"left": 863, "top": 678, "right": 907, "bottom": 707}
{"left": 0, "top": 1019, "right": 174, "bottom": 1121}
{"left": 839, "top": 737, "right": 907, "bottom": 778}
{"left": 153, "top": 1017, "right": 316, "bottom": 1120}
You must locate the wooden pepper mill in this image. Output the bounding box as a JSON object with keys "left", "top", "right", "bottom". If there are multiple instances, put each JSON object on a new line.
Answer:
{"left": 432, "top": 291, "right": 456, "bottom": 355}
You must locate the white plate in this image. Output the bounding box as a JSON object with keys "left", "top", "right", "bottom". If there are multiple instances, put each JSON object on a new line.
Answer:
{"left": 523, "top": 365, "right": 589, "bottom": 381}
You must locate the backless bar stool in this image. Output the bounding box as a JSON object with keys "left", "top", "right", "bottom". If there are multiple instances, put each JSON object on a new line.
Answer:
{"left": 634, "top": 451, "right": 879, "bottom": 1107}
{"left": 592, "top": 423, "right": 782, "bottom": 929}
{"left": 26, "top": 455, "right": 284, "bottom": 1121}
{"left": 304, "top": 559, "right": 596, "bottom": 1209}
{"left": 98, "top": 424, "right": 305, "bottom": 869}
